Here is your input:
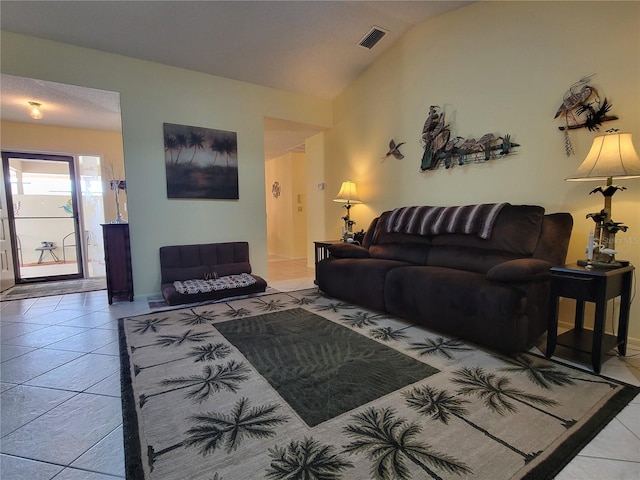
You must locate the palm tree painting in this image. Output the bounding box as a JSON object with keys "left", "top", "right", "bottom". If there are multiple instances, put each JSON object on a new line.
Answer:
{"left": 164, "top": 122, "right": 239, "bottom": 199}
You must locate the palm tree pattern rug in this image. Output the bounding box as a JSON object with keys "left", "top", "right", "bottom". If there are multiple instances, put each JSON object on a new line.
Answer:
{"left": 118, "top": 289, "right": 639, "bottom": 480}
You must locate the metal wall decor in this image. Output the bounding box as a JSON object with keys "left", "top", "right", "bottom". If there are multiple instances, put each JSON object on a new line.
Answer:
{"left": 381, "top": 139, "right": 405, "bottom": 161}
{"left": 419, "top": 105, "right": 520, "bottom": 172}
{"left": 554, "top": 74, "right": 618, "bottom": 156}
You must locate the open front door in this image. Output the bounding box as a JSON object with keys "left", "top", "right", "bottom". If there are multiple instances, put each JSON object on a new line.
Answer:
{"left": 0, "top": 158, "right": 16, "bottom": 291}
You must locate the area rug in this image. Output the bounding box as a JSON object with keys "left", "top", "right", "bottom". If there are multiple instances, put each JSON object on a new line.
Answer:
{"left": 118, "top": 289, "right": 639, "bottom": 480}
{"left": 0, "top": 277, "right": 107, "bottom": 301}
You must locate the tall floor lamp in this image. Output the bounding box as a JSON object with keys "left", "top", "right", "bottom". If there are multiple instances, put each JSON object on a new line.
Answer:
{"left": 566, "top": 129, "right": 640, "bottom": 267}
{"left": 333, "top": 180, "right": 362, "bottom": 241}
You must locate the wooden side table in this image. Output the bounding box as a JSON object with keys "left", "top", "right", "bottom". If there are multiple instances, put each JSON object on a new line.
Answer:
{"left": 546, "top": 263, "right": 634, "bottom": 373}
{"left": 313, "top": 240, "right": 342, "bottom": 284}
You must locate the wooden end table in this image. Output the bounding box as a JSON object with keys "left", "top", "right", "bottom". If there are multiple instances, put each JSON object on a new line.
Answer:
{"left": 546, "top": 263, "right": 634, "bottom": 373}
{"left": 313, "top": 240, "right": 342, "bottom": 284}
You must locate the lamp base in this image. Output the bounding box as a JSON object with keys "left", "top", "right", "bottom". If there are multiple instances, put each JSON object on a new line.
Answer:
{"left": 577, "top": 258, "right": 629, "bottom": 269}
{"left": 342, "top": 230, "right": 354, "bottom": 242}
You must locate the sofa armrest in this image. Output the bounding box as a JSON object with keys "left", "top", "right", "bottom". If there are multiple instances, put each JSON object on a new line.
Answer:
{"left": 486, "top": 258, "right": 552, "bottom": 283}
{"left": 328, "top": 243, "right": 370, "bottom": 258}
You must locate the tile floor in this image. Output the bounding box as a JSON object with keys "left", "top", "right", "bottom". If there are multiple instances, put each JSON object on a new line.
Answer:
{"left": 267, "top": 255, "right": 315, "bottom": 282}
{"left": 1, "top": 259, "right": 639, "bottom": 479}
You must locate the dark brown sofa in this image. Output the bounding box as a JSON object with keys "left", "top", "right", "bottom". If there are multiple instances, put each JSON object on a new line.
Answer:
{"left": 159, "top": 242, "right": 267, "bottom": 306}
{"left": 316, "top": 204, "right": 573, "bottom": 352}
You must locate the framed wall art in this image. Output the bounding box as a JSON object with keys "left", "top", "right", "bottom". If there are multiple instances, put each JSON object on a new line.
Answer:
{"left": 163, "top": 123, "right": 239, "bottom": 199}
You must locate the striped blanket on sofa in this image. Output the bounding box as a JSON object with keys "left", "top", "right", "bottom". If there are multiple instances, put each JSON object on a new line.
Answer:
{"left": 385, "top": 203, "right": 508, "bottom": 239}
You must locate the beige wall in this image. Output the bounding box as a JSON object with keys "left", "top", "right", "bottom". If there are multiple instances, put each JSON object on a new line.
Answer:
{"left": 305, "top": 132, "right": 329, "bottom": 266}
{"left": 1, "top": 121, "right": 126, "bottom": 223}
{"left": 1, "top": 31, "right": 333, "bottom": 296}
{"left": 2, "top": 1, "right": 638, "bottom": 340}
{"left": 265, "top": 152, "right": 307, "bottom": 258}
{"left": 325, "top": 1, "right": 640, "bottom": 341}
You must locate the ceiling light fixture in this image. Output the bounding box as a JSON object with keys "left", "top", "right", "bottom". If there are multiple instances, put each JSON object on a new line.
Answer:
{"left": 28, "top": 101, "right": 43, "bottom": 119}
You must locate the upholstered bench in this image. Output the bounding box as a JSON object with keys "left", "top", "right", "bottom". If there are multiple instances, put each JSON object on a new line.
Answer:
{"left": 159, "top": 242, "right": 267, "bottom": 306}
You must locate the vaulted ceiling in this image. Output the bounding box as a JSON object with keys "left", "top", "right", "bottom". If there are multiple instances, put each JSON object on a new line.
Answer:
{"left": 0, "top": 1, "right": 472, "bottom": 158}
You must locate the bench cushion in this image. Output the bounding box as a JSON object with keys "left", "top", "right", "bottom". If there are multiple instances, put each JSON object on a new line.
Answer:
{"left": 161, "top": 275, "right": 267, "bottom": 306}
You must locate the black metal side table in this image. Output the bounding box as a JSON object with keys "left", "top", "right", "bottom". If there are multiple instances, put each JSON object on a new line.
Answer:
{"left": 546, "top": 263, "right": 634, "bottom": 373}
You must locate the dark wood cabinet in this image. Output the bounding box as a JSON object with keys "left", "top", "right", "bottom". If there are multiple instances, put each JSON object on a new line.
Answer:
{"left": 102, "top": 223, "right": 133, "bottom": 304}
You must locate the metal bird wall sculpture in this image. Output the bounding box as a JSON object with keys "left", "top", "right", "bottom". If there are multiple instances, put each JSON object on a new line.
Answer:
{"left": 381, "top": 139, "right": 406, "bottom": 161}
{"left": 419, "top": 105, "right": 520, "bottom": 172}
{"left": 554, "top": 74, "right": 618, "bottom": 156}
{"left": 554, "top": 75, "right": 597, "bottom": 121}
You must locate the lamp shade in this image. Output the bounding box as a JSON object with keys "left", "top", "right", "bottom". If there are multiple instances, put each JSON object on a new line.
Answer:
{"left": 333, "top": 180, "right": 362, "bottom": 203}
{"left": 566, "top": 132, "right": 640, "bottom": 181}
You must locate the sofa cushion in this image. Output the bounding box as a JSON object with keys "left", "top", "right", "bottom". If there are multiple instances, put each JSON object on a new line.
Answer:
{"left": 371, "top": 212, "right": 433, "bottom": 246}
{"left": 486, "top": 258, "right": 552, "bottom": 283}
{"left": 316, "top": 257, "right": 410, "bottom": 311}
{"left": 369, "top": 243, "right": 430, "bottom": 265}
{"left": 426, "top": 246, "right": 523, "bottom": 274}
{"left": 328, "top": 243, "right": 370, "bottom": 258}
{"left": 532, "top": 212, "right": 574, "bottom": 265}
{"left": 430, "top": 204, "right": 545, "bottom": 255}
{"left": 384, "top": 266, "right": 529, "bottom": 352}
{"left": 361, "top": 217, "right": 379, "bottom": 248}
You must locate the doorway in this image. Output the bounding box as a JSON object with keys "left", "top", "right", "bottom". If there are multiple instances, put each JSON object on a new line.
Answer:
{"left": 1, "top": 151, "right": 83, "bottom": 283}
{"left": 0, "top": 74, "right": 123, "bottom": 291}
{"left": 263, "top": 117, "right": 326, "bottom": 282}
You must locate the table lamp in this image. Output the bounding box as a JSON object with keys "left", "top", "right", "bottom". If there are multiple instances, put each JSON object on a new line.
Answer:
{"left": 566, "top": 129, "right": 640, "bottom": 268}
{"left": 333, "top": 180, "right": 362, "bottom": 241}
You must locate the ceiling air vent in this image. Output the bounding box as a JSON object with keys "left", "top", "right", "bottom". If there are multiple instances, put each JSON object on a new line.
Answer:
{"left": 358, "top": 26, "right": 388, "bottom": 49}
